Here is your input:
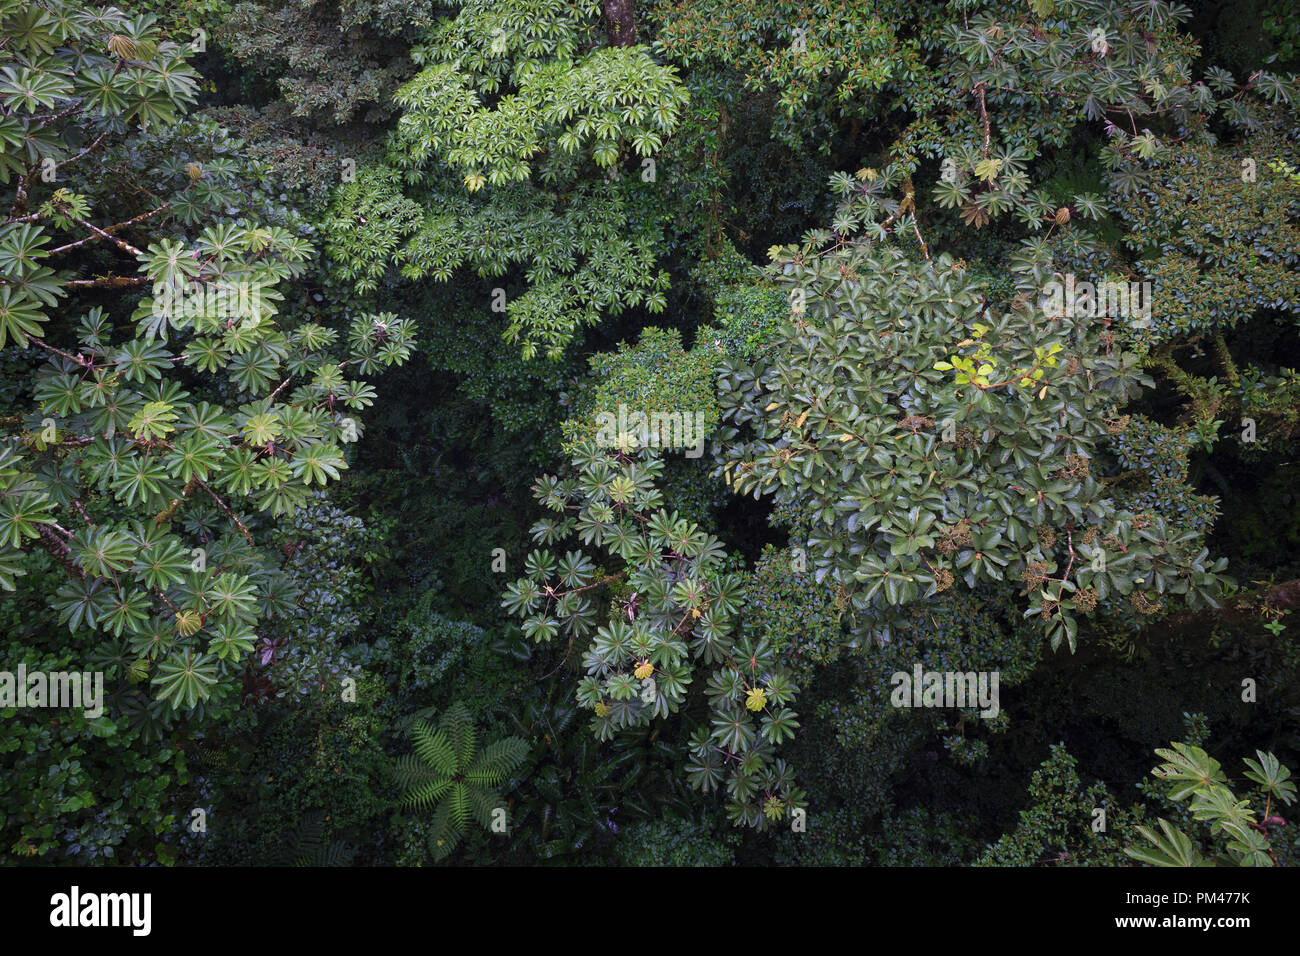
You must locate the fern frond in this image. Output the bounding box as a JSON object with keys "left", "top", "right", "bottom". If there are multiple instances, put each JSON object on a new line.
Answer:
{"left": 394, "top": 702, "right": 531, "bottom": 860}
{"left": 317, "top": 840, "right": 355, "bottom": 867}
{"left": 274, "top": 813, "right": 354, "bottom": 867}
{"left": 465, "top": 736, "right": 529, "bottom": 786}
{"left": 280, "top": 816, "right": 324, "bottom": 867}
{"left": 428, "top": 796, "right": 463, "bottom": 862}
{"left": 467, "top": 783, "right": 503, "bottom": 830}
{"left": 445, "top": 782, "right": 471, "bottom": 831}
{"left": 441, "top": 702, "right": 478, "bottom": 771}
{"left": 393, "top": 753, "right": 442, "bottom": 791}
{"left": 401, "top": 775, "right": 455, "bottom": 811}
{"left": 412, "top": 719, "right": 459, "bottom": 775}
{"left": 193, "top": 743, "right": 229, "bottom": 768}
{"left": 552, "top": 704, "right": 576, "bottom": 736}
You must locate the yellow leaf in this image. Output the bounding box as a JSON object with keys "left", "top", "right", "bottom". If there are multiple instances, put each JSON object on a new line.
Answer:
{"left": 974, "top": 158, "right": 1004, "bottom": 182}
{"left": 175, "top": 610, "right": 202, "bottom": 637}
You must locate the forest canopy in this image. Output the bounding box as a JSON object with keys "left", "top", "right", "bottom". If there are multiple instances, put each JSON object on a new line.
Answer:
{"left": 0, "top": 0, "right": 1298, "bottom": 870}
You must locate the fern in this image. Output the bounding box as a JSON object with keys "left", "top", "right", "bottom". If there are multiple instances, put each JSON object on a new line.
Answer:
{"left": 275, "top": 814, "right": 355, "bottom": 867}
{"left": 394, "top": 701, "right": 528, "bottom": 861}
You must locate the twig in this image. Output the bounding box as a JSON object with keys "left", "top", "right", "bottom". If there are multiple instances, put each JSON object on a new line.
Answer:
{"left": 48, "top": 203, "right": 170, "bottom": 255}
{"left": 72, "top": 217, "right": 146, "bottom": 258}
{"left": 195, "top": 477, "right": 254, "bottom": 544}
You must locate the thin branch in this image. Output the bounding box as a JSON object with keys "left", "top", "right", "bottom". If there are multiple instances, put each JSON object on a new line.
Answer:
{"left": 195, "top": 477, "right": 254, "bottom": 544}
{"left": 64, "top": 275, "right": 149, "bottom": 289}
{"left": 975, "top": 82, "right": 991, "bottom": 157}
{"left": 72, "top": 216, "right": 145, "bottom": 258}
{"left": 192, "top": 478, "right": 253, "bottom": 546}
{"left": 37, "top": 523, "right": 84, "bottom": 579}
{"left": 911, "top": 218, "right": 931, "bottom": 261}
{"left": 54, "top": 130, "right": 109, "bottom": 172}
{"left": 48, "top": 202, "right": 170, "bottom": 256}
{"left": 23, "top": 333, "right": 92, "bottom": 367}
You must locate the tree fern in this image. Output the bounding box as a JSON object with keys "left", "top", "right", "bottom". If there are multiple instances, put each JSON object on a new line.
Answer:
{"left": 275, "top": 814, "right": 355, "bottom": 867}
{"left": 394, "top": 702, "right": 528, "bottom": 861}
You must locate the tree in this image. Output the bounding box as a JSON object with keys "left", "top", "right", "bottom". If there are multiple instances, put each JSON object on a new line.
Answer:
{"left": 1126, "top": 741, "right": 1296, "bottom": 866}
{"left": 224, "top": 0, "right": 433, "bottom": 126}
{"left": 977, "top": 743, "right": 1140, "bottom": 866}
{"left": 717, "top": 162, "right": 1228, "bottom": 653}
{"left": 559, "top": 326, "right": 720, "bottom": 456}
{"left": 649, "top": 0, "right": 906, "bottom": 152}
{"left": 1113, "top": 122, "right": 1300, "bottom": 456}
{"left": 327, "top": 0, "right": 689, "bottom": 358}
{"left": 502, "top": 447, "right": 807, "bottom": 830}
{"left": 0, "top": 3, "right": 414, "bottom": 724}
{"left": 394, "top": 701, "right": 529, "bottom": 861}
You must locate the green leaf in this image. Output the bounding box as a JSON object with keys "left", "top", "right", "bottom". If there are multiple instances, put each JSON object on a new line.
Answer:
{"left": 151, "top": 649, "right": 219, "bottom": 709}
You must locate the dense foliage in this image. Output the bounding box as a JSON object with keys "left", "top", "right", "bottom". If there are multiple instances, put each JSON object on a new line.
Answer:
{"left": 2, "top": 0, "right": 1299, "bottom": 868}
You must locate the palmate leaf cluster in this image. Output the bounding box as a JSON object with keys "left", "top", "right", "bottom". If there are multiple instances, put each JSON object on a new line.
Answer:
{"left": 330, "top": 167, "right": 668, "bottom": 359}
{"left": 649, "top": 0, "right": 904, "bottom": 150}
{"left": 716, "top": 171, "right": 1228, "bottom": 652}
{"left": 329, "top": 0, "right": 687, "bottom": 358}
{"left": 6, "top": 296, "right": 412, "bottom": 707}
{"left": 502, "top": 448, "right": 806, "bottom": 830}
{"left": 0, "top": 3, "right": 200, "bottom": 185}
{"left": 1125, "top": 742, "right": 1297, "bottom": 866}
{"left": 394, "top": 701, "right": 528, "bottom": 861}
{"left": 937, "top": 1, "right": 1209, "bottom": 162}
{"left": 649, "top": 0, "right": 1297, "bottom": 185}
{"left": 936, "top": 0, "right": 1297, "bottom": 169}
{"left": 4, "top": 295, "right": 411, "bottom": 715}
{"left": 0, "top": 2, "right": 198, "bottom": 348}
{"left": 0, "top": 2, "right": 415, "bottom": 717}
{"left": 395, "top": 2, "right": 688, "bottom": 184}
